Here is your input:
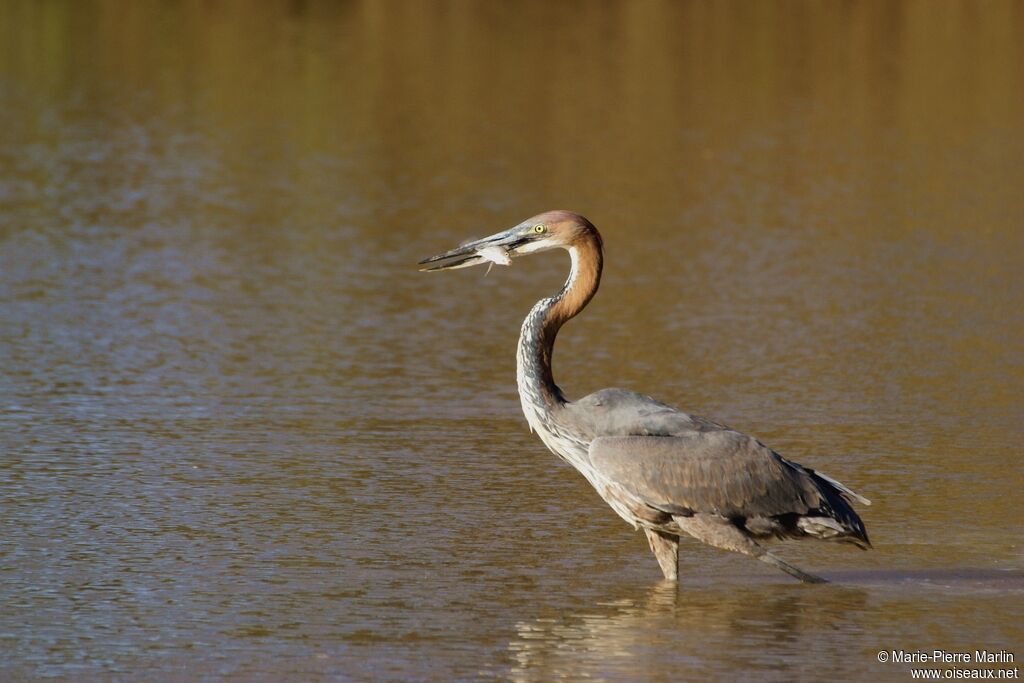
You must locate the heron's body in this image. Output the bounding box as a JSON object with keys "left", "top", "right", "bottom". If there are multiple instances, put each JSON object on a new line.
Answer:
{"left": 421, "top": 211, "right": 871, "bottom": 583}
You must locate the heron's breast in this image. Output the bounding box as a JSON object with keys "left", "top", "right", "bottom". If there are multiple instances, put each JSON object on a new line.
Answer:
{"left": 534, "top": 427, "right": 669, "bottom": 530}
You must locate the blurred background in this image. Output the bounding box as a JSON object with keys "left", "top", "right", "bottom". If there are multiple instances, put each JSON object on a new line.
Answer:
{"left": 1, "top": 1, "right": 1022, "bottom": 680}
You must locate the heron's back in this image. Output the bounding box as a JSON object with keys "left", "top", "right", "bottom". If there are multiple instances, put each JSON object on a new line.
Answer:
{"left": 552, "top": 388, "right": 870, "bottom": 548}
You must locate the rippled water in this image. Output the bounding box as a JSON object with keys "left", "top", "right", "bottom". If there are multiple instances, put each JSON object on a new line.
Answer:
{"left": 1, "top": 1, "right": 1022, "bottom": 680}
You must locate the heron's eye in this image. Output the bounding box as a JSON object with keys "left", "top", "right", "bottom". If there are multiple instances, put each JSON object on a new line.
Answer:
{"left": 533, "top": 224, "right": 546, "bottom": 234}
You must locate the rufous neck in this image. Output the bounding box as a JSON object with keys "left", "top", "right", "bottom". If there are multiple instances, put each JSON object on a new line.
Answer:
{"left": 516, "top": 233, "right": 603, "bottom": 409}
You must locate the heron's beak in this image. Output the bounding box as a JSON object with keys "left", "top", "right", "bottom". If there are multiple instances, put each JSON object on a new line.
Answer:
{"left": 418, "top": 226, "right": 534, "bottom": 272}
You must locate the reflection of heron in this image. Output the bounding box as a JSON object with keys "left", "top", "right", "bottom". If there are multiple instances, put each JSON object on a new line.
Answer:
{"left": 506, "top": 581, "right": 872, "bottom": 682}
{"left": 421, "top": 211, "right": 871, "bottom": 583}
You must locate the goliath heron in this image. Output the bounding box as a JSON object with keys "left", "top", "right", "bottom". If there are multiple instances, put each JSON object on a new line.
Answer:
{"left": 419, "top": 211, "right": 871, "bottom": 583}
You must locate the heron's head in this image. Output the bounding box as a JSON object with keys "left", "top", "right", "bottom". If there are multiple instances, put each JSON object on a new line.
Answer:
{"left": 419, "top": 210, "right": 599, "bottom": 272}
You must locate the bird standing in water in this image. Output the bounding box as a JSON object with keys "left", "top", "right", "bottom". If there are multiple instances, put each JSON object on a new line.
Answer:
{"left": 420, "top": 211, "right": 870, "bottom": 583}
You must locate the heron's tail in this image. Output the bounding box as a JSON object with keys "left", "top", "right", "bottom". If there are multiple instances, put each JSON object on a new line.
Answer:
{"left": 814, "top": 470, "right": 871, "bottom": 506}
{"left": 802, "top": 469, "right": 872, "bottom": 549}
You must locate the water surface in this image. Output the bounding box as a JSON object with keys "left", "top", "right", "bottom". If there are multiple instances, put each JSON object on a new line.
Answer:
{"left": 1, "top": 1, "right": 1022, "bottom": 680}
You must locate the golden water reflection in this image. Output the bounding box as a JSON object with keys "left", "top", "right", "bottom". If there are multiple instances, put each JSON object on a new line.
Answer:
{"left": 1, "top": 1, "right": 1022, "bottom": 680}
{"left": 509, "top": 572, "right": 1023, "bottom": 682}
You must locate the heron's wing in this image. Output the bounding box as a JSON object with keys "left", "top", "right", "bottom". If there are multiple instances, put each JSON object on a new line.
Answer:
{"left": 588, "top": 432, "right": 822, "bottom": 519}
{"left": 571, "top": 388, "right": 727, "bottom": 436}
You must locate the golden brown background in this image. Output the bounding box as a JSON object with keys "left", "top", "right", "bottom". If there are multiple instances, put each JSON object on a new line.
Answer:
{"left": 1, "top": 1, "right": 1021, "bottom": 680}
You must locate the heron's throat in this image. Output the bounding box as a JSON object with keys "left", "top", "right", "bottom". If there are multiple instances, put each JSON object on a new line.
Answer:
{"left": 516, "top": 237, "right": 603, "bottom": 418}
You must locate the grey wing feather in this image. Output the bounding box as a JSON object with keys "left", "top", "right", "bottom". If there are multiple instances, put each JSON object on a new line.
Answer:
{"left": 572, "top": 389, "right": 870, "bottom": 545}
{"left": 588, "top": 432, "right": 820, "bottom": 519}
{"left": 570, "top": 388, "right": 726, "bottom": 436}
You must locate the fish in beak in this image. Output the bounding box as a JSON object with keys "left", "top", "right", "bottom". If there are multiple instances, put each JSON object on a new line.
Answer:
{"left": 418, "top": 224, "right": 542, "bottom": 272}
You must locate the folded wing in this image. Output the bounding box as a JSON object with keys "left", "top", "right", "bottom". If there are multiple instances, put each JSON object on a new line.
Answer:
{"left": 588, "top": 431, "right": 869, "bottom": 546}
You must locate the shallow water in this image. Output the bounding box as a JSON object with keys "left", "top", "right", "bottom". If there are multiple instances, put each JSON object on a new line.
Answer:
{"left": 1, "top": 1, "right": 1022, "bottom": 680}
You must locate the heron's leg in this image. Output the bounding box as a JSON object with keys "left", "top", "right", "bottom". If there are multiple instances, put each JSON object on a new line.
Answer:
{"left": 643, "top": 528, "right": 679, "bottom": 581}
{"left": 673, "top": 514, "right": 827, "bottom": 584}
{"left": 757, "top": 552, "right": 827, "bottom": 584}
